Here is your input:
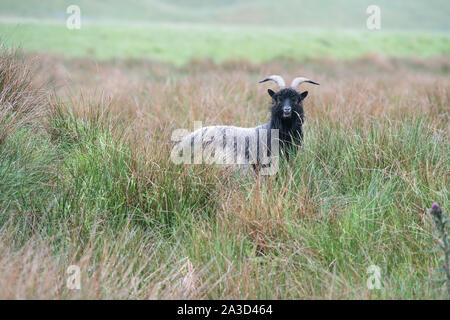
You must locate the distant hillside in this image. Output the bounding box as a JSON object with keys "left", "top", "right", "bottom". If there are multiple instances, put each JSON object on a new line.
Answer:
{"left": 0, "top": 0, "right": 449, "bottom": 31}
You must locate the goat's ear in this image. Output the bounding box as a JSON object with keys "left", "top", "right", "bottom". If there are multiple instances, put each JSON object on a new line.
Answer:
{"left": 300, "top": 91, "right": 308, "bottom": 100}
{"left": 268, "top": 89, "right": 275, "bottom": 97}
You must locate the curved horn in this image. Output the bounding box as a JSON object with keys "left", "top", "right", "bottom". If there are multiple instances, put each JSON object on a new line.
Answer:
{"left": 259, "top": 75, "right": 286, "bottom": 89}
{"left": 290, "top": 77, "right": 320, "bottom": 89}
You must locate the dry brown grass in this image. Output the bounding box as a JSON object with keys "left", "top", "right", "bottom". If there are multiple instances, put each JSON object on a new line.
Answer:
{"left": 0, "top": 46, "right": 47, "bottom": 144}
{"left": 33, "top": 53, "right": 449, "bottom": 129}
{"left": 0, "top": 224, "right": 214, "bottom": 299}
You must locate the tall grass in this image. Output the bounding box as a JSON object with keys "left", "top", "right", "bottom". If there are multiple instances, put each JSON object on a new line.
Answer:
{"left": 0, "top": 45, "right": 46, "bottom": 143}
{"left": 0, "top": 48, "right": 448, "bottom": 299}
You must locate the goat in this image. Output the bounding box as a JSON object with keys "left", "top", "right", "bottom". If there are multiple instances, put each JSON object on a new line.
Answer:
{"left": 171, "top": 75, "right": 319, "bottom": 174}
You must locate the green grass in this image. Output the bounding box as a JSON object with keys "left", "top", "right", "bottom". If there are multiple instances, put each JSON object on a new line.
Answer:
{"left": 1, "top": 22, "right": 450, "bottom": 65}
{"left": 1, "top": 102, "right": 448, "bottom": 298}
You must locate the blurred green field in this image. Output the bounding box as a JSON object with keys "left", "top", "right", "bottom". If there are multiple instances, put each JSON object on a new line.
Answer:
{"left": 1, "top": 0, "right": 449, "bottom": 64}
{"left": 1, "top": 22, "right": 450, "bottom": 65}
{"left": 0, "top": 0, "right": 449, "bottom": 30}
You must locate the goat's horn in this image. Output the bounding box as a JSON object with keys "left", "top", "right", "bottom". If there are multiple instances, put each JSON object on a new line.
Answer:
{"left": 290, "top": 77, "right": 320, "bottom": 89}
{"left": 259, "top": 75, "right": 286, "bottom": 89}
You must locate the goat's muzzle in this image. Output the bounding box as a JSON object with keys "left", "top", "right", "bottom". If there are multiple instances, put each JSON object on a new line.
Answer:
{"left": 282, "top": 105, "right": 292, "bottom": 118}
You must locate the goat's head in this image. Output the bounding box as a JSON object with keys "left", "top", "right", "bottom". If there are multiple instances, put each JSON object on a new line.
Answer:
{"left": 259, "top": 75, "right": 319, "bottom": 121}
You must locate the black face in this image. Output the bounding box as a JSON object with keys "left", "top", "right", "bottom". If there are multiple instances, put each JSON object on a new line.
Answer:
{"left": 268, "top": 88, "right": 308, "bottom": 120}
